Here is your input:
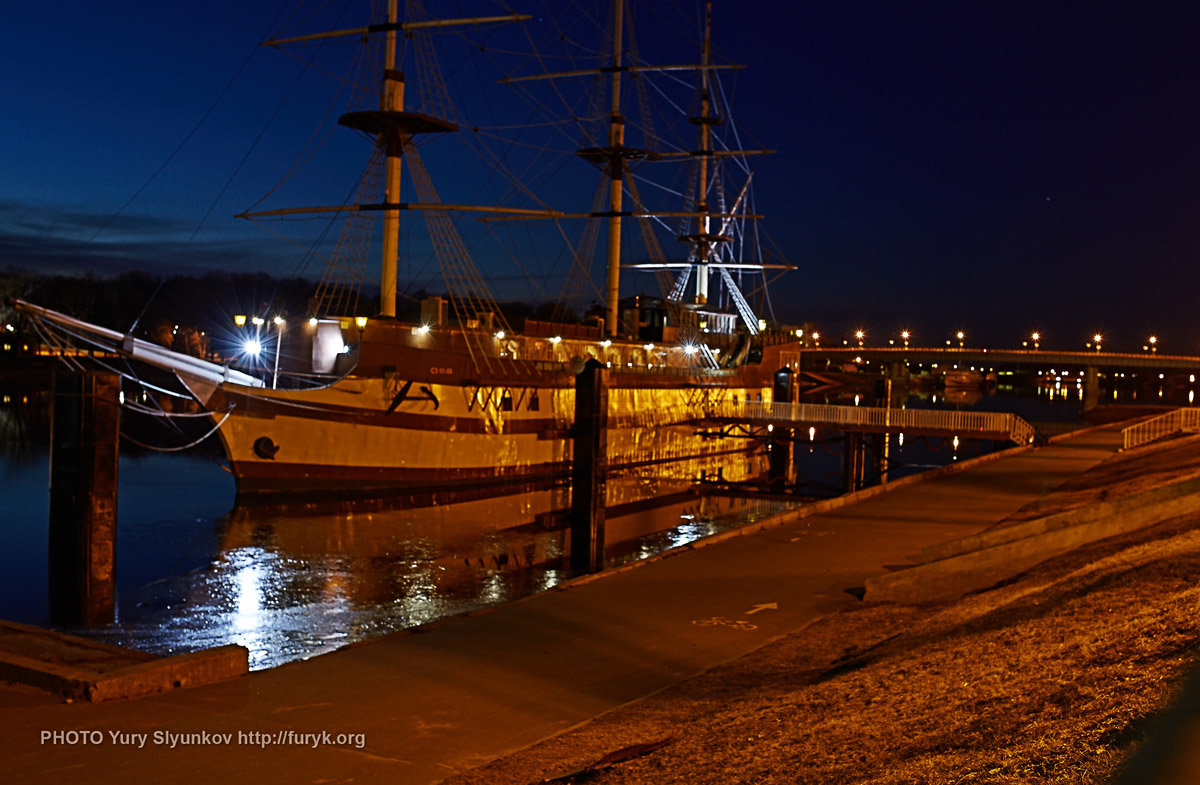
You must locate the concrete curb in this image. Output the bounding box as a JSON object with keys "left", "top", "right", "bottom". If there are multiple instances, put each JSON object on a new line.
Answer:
{"left": 922, "top": 474, "right": 1200, "bottom": 562}
{"left": 0, "top": 619, "right": 248, "bottom": 702}
{"left": 863, "top": 476, "right": 1200, "bottom": 604}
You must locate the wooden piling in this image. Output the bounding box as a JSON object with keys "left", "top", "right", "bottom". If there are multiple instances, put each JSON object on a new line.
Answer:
{"left": 843, "top": 431, "right": 865, "bottom": 493}
{"left": 767, "top": 428, "right": 794, "bottom": 493}
{"left": 49, "top": 371, "right": 120, "bottom": 626}
{"left": 570, "top": 359, "right": 607, "bottom": 573}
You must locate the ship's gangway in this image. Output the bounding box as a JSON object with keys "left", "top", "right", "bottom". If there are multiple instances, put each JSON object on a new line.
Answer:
{"left": 694, "top": 401, "right": 1037, "bottom": 445}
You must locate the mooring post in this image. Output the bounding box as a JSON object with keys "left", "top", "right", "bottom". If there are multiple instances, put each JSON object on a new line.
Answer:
{"left": 843, "top": 431, "right": 865, "bottom": 493}
{"left": 49, "top": 371, "right": 120, "bottom": 626}
{"left": 767, "top": 427, "right": 794, "bottom": 493}
{"left": 1083, "top": 365, "right": 1100, "bottom": 412}
{"left": 570, "top": 359, "right": 607, "bottom": 573}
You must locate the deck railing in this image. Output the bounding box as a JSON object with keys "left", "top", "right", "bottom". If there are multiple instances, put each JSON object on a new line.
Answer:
{"left": 1121, "top": 408, "right": 1200, "bottom": 450}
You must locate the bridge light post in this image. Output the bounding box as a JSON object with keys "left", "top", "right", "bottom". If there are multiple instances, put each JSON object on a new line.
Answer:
{"left": 1092, "top": 333, "right": 1103, "bottom": 352}
{"left": 956, "top": 330, "right": 965, "bottom": 348}
{"left": 901, "top": 330, "right": 910, "bottom": 348}
{"left": 811, "top": 331, "right": 820, "bottom": 347}
{"left": 1031, "top": 331, "right": 1040, "bottom": 350}
{"left": 855, "top": 329, "right": 865, "bottom": 348}
{"left": 1146, "top": 335, "right": 1158, "bottom": 353}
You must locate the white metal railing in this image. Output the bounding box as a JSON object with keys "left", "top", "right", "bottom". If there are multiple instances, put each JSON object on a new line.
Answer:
{"left": 704, "top": 401, "right": 1037, "bottom": 445}
{"left": 1122, "top": 408, "right": 1200, "bottom": 450}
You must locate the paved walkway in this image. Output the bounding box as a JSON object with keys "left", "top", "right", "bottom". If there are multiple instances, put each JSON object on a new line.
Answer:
{"left": 0, "top": 427, "right": 1124, "bottom": 784}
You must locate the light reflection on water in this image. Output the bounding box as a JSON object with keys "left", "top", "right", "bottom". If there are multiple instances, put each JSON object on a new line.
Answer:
{"left": 0, "top": 431, "right": 790, "bottom": 670}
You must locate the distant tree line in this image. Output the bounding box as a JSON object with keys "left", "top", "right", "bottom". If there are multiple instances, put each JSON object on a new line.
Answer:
{"left": 1, "top": 267, "right": 590, "bottom": 342}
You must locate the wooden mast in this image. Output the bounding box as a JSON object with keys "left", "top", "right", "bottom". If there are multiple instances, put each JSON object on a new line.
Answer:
{"left": 603, "top": 0, "right": 626, "bottom": 337}
{"left": 379, "top": 0, "right": 403, "bottom": 318}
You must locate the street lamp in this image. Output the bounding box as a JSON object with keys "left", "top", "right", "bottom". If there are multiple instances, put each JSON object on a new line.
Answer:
{"left": 1031, "top": 331, "right": 1040, "bottom": 350}
{"left": 271, "top": 316, "right": 286, "bottom": 389}
{"left": 855, "top": 329, "right": 865, "bottom": 347}
{"left": 956, "top": 330, "right": 965, "bottom": 348}
{"left": 1146, "top": 335, "right": 1158, "bottom": 353}
{"left": 901, "top": 330, "right": 910, "bottom": 348}
{"left": 811, "top": 331, "right": 821, "bottom": 347}
{"left": 1092, "top": 333, "right": 1103, "bottom": 352}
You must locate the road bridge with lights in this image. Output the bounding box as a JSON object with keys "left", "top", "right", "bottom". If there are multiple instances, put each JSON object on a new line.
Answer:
{"left": 793, "top": 346, "right": 1200, "bottom": 374}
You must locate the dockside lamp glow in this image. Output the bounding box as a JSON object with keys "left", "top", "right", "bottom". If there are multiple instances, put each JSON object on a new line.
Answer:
{"left": 271, "top": 316, "right": 286, "bottom": 390}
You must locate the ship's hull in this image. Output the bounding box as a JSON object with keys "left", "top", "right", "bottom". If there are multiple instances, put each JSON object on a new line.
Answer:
{"left": 205, "top": 368, "right": 772, "bottom": 502}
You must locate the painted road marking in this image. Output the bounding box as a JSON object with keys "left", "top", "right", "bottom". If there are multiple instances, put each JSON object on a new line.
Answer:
{"left": 745, "top": 602, "right": 778, "bottom": 615}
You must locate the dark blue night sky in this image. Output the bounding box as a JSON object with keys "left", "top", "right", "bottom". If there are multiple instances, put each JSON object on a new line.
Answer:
{"left": 2, "top": 1, "right": 1198, "bottom": 351}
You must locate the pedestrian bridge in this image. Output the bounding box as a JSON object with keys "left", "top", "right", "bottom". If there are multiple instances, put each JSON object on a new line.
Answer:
{"left": 698, "top": 401, "right": 1038, "bottom": 446}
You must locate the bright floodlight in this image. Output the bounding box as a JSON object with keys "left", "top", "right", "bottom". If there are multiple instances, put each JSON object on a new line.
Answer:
{"left": 242, "top": 338, "right": 262, "bottom": 356}
{"left": 683, "top": 344, "right": 698, "bottom": 355}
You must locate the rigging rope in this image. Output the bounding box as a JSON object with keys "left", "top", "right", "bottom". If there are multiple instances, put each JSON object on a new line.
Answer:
{"left": 120, "top": 410, "right": 233, "bottom": 453}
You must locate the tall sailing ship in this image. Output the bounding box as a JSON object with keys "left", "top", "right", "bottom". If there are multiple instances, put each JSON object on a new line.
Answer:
{"left": 16, "top": 0, "right": 802, "bottom": 502}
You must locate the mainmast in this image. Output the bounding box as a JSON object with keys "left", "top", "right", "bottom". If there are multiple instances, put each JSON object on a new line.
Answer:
{"left": 379, "top": 0, "right": 404, "bottom": 318}
{"left": 603, "top": 1, "right": 626, "bottom": 337}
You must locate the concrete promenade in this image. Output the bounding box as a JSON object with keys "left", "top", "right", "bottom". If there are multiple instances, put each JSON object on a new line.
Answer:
{"left": 0, "top": 426, "right": 1124, "bottom": 784}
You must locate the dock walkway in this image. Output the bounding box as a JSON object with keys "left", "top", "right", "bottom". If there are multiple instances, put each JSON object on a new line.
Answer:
{"left": 0, "top": 427, "right": 1124, "bottom": 785}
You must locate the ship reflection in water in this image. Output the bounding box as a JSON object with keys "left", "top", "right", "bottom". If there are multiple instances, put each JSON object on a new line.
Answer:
{"left": 106, "top": 447, "right": 789, "bottom": 670}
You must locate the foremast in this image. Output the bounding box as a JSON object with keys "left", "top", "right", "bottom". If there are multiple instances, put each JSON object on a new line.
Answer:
{"left": 245, "top": 4, "right": 539, "bottom": 328}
